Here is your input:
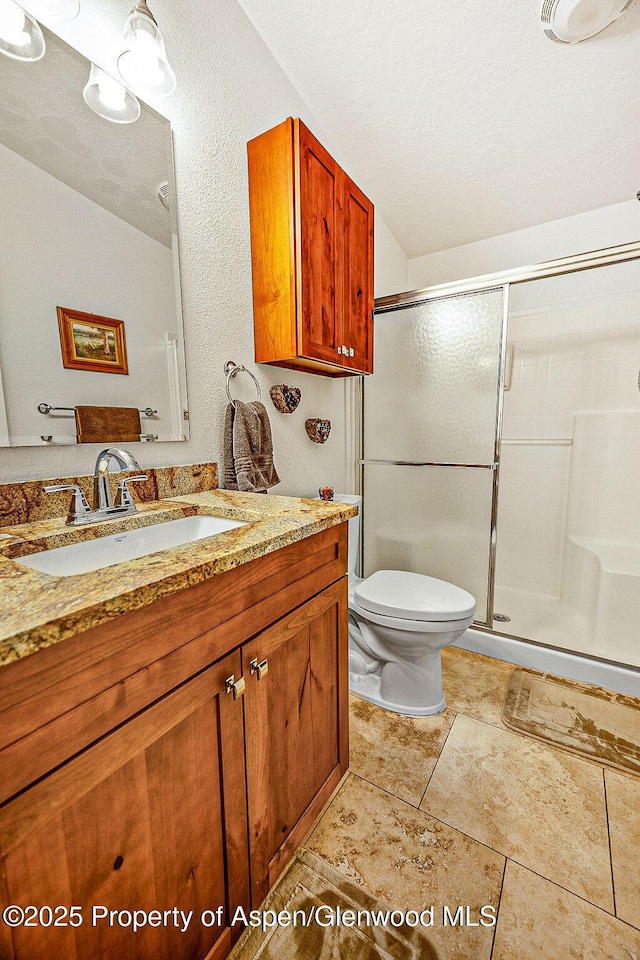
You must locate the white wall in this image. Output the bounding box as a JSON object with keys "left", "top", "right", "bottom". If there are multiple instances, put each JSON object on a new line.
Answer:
{"left": 504, "top": 290, "right": 640, "bottom": 442}
{"left": 1, "top": 0, "right": 407, "bottom": 495}
{"left": 0, "top": 142, "right": 177, "bottom": 445}
{"left": 495, "top": 286, "right": 640, "bottom": 598}
{"left": 568, "top": 410, "right": 640, "bottom": 544}
{"left": 374, "top": 213, "right": 408, "bottom": 297}
{"left": 407, "top": 200, "right": 640, "bottom": 290}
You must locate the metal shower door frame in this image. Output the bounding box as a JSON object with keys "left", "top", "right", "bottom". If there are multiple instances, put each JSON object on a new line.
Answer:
{"left": 360, "top": 284, "right": 509, "bottom": 628}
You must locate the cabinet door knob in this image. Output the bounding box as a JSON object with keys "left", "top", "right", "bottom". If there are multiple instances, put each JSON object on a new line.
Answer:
{"left": 225, "top": 674, "right": 246, "bottom": 699}
{"left": 250, "top": 657, "right": 269, "bottom": 681}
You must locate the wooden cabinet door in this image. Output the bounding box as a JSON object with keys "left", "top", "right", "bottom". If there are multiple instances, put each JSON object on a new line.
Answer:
{"left": 342, "top": 174, "right": 374, "bottom": 374}
{"left": 248, "top": 117, "right": 374, "bottom": 376}
{"left": 296, "top": 120, "right": 344, "bottom": 367}
{"left": 243, "top": 578, "right": 348, "bottom": 906}
{"left": 0, "top": 654, "right": 249, "bottom": 960}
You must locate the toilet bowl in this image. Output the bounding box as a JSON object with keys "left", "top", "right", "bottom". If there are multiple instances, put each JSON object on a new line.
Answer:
{"left": 335, "top": 495, "right": 475, "bottom": 717}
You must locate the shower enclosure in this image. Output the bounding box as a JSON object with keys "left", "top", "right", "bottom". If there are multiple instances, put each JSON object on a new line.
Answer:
{"left": 363, "top": 243, "right": 640, "bottom": 679}
{"left": 362, "top": 288, "right": 507, "bottom": 627}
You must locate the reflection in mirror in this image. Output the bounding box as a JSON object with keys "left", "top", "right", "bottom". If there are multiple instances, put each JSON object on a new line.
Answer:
{"left": 0, "top": 24, "right": 189, "bottom": 446}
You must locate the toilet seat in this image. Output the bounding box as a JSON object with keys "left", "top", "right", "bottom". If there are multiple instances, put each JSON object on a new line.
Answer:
{"left": 350, "top": 598, "right": 473, "bottom": 633}
{"left": 354, "top": 569, "right": 475, "bottom": 623}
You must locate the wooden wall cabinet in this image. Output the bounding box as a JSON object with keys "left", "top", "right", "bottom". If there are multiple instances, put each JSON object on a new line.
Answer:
{"left": 248, "top": 117, "right": 374, "bottom": 377}
{"left": 0, "top": 526, "right": 349, "bottom": 960}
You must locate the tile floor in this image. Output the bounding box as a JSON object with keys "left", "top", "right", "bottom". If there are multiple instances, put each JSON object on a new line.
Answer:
{"left": 306, "top": 647, "right": 640, "bottom": 960}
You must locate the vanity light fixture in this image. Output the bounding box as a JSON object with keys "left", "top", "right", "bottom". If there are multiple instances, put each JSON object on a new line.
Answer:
{"left": 47, "top": 0, "right": 81, "bottom": 22}
{"left": 117, "top": 0, "right": 176, "bottom": 98}
{"left": 0, "top": 0, "right": 45, "bottom": 61}
{"left": 542, "top": 0, "right": 637, "bottom": 42}
{"left": 83, "top": 64, "right": 141, "bottom": 124}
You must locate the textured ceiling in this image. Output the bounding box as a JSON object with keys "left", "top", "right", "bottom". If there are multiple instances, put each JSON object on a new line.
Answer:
{"left": 237, "top": 0, "right": 640, "bottom": 258}
{"left": 0, "top": 24, "right": 173, "bottom": 247}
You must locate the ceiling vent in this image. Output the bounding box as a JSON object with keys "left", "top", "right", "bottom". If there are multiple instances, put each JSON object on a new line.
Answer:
{"left": 542, "top": 0, "right": 636, "bottom": 42}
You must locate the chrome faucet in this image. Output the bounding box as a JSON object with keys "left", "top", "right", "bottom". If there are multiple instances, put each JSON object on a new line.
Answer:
{"left": 93, "top": 448, "right": 143, "bottom": 510}
{"left": 43, "top": 448, "right": 148, "bottom": 526}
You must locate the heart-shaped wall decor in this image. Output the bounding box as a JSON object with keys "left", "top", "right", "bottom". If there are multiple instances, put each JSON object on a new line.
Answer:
{"left": 270, "top": 384, "right": 302, "bottom": 414}
{"left": 305, "top": 418, "right": 331, "bottom": 443}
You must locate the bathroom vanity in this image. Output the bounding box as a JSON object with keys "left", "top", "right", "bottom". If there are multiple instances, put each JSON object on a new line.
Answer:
{"left": 0, "top": 488, "right": 354, "bottom": 960}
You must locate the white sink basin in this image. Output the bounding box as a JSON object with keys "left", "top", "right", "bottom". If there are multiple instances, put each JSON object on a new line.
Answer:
{"left": 17, "top": 515, "right": 249, "bottom": 577}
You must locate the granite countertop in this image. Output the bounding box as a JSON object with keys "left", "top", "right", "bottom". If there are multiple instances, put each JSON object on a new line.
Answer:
{"left": 0, "top": 491, "right": 357, "bottom": 669}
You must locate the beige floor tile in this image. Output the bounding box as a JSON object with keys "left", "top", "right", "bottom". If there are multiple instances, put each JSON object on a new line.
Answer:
{"left": 306, "top": 773, "right": 505, "bottom": 960}
{"left": 605, "top": 769, "right": 640, "bottom": 929}
{"left": 492, "top": 860, "right": 640, "bottom": 960}
{"left": 349, "top": 695, "right": 455, "bottom": 806}
{"left": 422, "top": 714, "right": 613, "bottom": 911}
{"left": 441, "top": 647, "right": 514, "bottom": 727}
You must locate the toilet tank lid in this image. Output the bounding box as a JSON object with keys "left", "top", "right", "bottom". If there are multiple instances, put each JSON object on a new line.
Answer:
{"left": 354, "top": 570, "right": 476, "bottom": 622}
{"left": 327, "top": 494, "right": 361, "bottom": 506}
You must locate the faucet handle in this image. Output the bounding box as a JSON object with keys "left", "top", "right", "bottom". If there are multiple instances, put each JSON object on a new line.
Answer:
{"left": 43, "top": 484, "right": 91, "bottom": 523}
{"left": 116, "top": 474, "right": 148, "bottom": 509}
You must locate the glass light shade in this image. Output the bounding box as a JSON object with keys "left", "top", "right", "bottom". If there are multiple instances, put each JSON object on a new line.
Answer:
{"left": 117, "top": 3, "right": 176, "bottom": 98}
{"left": 83, "top": 64, "right": 141, "bottom": 124}
{"left": 542, "top": 0, "right": 634, "bottom": 42}
{"left": 47, "top": 0, "right": 80, "bottom": 22}
{"left": 0, "top": 0, "right": 45, "bottom": 61}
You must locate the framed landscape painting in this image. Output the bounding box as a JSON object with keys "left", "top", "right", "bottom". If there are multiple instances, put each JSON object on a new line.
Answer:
{"left": 57, "top": 306, "right": 129, "bottom": 375}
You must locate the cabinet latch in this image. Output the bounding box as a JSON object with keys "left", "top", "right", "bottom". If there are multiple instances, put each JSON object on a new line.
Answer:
{"left": 249, "top": 657, "right": 269, "bottom": 681}
{"left": 225, "top": 674, "right": 246, "bottom": 699}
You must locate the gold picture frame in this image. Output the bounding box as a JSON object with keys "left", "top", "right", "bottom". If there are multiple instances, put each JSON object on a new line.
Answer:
{"left": 57, "top": 306, "right": 129, "bottom": 375}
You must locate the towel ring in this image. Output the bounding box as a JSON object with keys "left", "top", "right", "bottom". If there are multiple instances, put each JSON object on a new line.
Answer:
{"left": 224, "top": 361, "right": 262, "bottom": 407}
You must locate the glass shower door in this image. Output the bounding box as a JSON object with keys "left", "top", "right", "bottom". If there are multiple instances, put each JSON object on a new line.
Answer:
{"left": 362, "top": 287, "right": 506, "bottom": 626}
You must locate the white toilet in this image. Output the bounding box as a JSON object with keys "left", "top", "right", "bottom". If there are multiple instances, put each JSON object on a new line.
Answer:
{"left": 337, "top": 494, "right": 476, "bottom": 717}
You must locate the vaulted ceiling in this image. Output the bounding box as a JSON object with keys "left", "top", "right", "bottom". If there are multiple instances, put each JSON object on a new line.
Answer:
{"left": 0, "top": 24, "right": 173, "bottom": 247}
{"left": 237, "top": 0, "right": 640, "bottom": 258}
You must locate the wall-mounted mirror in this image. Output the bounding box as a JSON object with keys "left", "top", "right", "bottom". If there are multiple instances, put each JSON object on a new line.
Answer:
{"left": 0, "top": 24, "right": 189, "bottom": 447}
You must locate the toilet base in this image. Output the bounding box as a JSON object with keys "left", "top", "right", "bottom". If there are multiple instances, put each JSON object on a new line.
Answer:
{"left": 349, "top": 648, "right": 446, "bottom": 717}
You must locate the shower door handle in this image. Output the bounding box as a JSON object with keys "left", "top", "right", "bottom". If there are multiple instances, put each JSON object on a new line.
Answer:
{"left": 360, "top": 459, "right": 498, "bottom": 469}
